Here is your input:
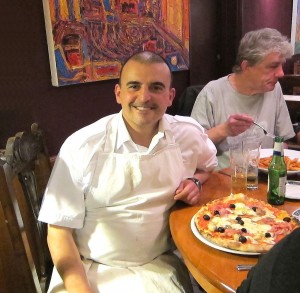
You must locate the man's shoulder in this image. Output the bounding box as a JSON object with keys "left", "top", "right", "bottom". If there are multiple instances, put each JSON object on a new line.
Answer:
{"left": 199, "top": 76, "right": 229, "bottom": 98}
{"left": 63, "top": 114, "right": 117, "bottom": 149}
{"left": 205, "top": 76, "right": 228, "bottom": 88}
{"left": 164, "top": 114, "right": 205, "bottom": 133}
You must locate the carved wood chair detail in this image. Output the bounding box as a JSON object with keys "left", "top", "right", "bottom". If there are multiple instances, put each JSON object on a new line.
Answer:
{"left": 0, "top": 123, "right": 53, "bottom": 293}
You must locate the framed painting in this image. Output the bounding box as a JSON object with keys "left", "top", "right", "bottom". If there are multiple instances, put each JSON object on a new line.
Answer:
{"left": 42, "top": 0, "right": 190, "bottom": 86}
{"left": 291, "top": 0, "right": 300, "bottom": 54}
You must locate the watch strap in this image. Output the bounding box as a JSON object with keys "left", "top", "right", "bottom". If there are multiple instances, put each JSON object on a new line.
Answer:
{"left": 187, "top": 177, "right": 202, "bottom": 191}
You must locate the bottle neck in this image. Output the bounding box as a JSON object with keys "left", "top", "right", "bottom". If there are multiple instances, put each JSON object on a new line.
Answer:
{"left": 273, "top": 141, "right": 284, "bottom": 157}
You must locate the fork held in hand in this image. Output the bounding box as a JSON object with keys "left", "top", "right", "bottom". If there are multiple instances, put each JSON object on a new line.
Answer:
{"left": 253, "top": 121, "right": 276, "bottom": 139}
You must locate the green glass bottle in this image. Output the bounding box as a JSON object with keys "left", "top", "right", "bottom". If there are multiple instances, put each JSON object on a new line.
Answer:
{"left": 267, "top": 136, "right": 287, "bottom": 205}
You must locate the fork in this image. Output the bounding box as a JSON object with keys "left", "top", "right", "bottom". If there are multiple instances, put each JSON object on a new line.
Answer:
{"left": 236, "top": 264, "right": 254, "bottom": 271}
{"left": 253, "top": 121, "right": 276, "bottom": 138}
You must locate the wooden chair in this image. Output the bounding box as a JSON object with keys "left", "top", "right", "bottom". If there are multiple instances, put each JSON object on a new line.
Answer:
{"left": 0, "top": 123, "right": 53, "bottom": 293}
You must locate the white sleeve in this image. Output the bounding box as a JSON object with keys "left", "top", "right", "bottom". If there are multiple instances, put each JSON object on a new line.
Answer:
{"left": 172, "top": 116, "right": 218, "bottom": 174}
{"left": 38, "top": 144, "right": 86, "bottom": 229}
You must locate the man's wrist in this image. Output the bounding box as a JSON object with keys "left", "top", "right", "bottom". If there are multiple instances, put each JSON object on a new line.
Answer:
{"left": 187, "top": 177, "right": 202, "bottom": 191}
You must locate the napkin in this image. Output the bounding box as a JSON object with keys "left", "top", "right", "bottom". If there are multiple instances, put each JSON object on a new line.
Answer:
{"left": 285, "top": 183, "right": 300, "bottom": 200}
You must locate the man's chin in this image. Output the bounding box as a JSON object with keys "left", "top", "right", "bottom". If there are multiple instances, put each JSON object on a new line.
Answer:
{"left": 265, "top": 83, "right": 276, "bottom": 92}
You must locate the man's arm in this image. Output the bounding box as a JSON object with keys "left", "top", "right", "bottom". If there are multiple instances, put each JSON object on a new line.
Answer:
{"left": 206, "top": 114, "right": 254, "bottom": 144}
{"left": 47, "top": 225, "right": 94, "bottom": 293}
{"left": 205, "top": 123, "right": 230, "bottom": 144}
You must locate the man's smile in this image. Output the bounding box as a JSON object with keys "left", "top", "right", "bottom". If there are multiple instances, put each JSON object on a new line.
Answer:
{"left": 132, "top": 105, "right": 156, "bottom": 111}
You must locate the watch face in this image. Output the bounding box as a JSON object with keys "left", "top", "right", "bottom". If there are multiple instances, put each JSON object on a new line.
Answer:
{"left": 195, "top": 180, "right": 201, "bottom": 189}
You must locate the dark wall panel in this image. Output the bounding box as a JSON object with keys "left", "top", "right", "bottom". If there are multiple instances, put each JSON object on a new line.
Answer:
{"left": 189, "top": 0, "right": 219, "bottom": 85}
{"left": 242, "top": 0, "right": 294, "bottom": 74}
{"left": 217, "top": 0, "right": 243, "bottom": 76}
{"left": 242, "top": 0, "right": 293, "bottom": 37}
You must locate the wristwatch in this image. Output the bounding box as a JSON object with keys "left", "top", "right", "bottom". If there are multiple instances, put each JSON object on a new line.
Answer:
{"left": 187, "top": 177, "right": 202, "bottom": 191}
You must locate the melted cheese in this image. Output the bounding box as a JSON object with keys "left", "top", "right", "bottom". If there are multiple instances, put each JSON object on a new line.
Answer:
{"left": 211, "top": 217, "right": 231, "bottom": 227}
{"left": 207, "top": 222, "right": 217, "bottom": 232}
{"left": 212, "top": 206, "right": 273, "bottom": 236}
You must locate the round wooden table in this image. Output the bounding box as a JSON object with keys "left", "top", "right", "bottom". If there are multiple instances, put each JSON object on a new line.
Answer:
{"left": 169, "top": 170, "right": 300, "bottom": 293}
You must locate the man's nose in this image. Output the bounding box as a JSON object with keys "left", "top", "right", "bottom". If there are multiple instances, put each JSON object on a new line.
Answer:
{"left": 276, "top": 65, "right": 284, "bottom": 78}
{"left": 138, "top": 87, "right": 151, "bottom": 101}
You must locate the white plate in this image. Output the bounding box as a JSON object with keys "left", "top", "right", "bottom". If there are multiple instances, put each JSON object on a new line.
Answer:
{"left": 259, "top": 149, "right": 300, "bottom": 175}
{"left": 292, "top": 208, "right": 300, "bottom": 219}
{"left": 285, "top": 183, "right": 300, "bottom": 200}
{"left": 190, "top": 215, "right": 260, "bottom": 256}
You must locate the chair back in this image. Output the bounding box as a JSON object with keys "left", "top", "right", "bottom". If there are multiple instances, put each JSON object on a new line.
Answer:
{"left": 175, "top": 84, "right": 205, "bottom": 116}
{"left": 0, "top": 123, "right": 53, "bottom": 293}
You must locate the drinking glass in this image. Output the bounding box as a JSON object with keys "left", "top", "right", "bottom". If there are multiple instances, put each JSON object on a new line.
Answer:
{"left": 244, "top": 140, "right": 261, "bottom": 190}
{"left": 229, "top": 144, "right": 247, "bottom": 194}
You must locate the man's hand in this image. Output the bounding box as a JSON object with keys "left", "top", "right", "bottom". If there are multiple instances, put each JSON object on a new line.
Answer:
{"left": 174, "top": 179, "right": 201, "bottom": 206}
{"left": 206, "top": 113, "right": 254, "bottom": 144}
{"left": 225, "top": 114, "right": 254, "bottom": 136}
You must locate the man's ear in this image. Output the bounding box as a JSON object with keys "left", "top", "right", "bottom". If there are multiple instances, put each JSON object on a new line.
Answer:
{"left": 115, "top": 84, "right": 121, "bottom": 104}
{"left": 168, "top": 88, "right": 176, "bottom": 106}
{"left": 241, "top": 60, "right": 249, "bottom": 71}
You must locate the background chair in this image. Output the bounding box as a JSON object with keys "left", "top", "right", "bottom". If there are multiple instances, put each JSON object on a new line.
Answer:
{"left": 0, "top": 123, "right": 53, "bottom": 293}
{"left": 175, "top": 85, "right": 205, "bottom": 116}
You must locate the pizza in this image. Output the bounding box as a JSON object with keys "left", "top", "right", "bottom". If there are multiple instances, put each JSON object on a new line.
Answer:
{"left": 194, "top": 193, "right": 299, "bottom": 253}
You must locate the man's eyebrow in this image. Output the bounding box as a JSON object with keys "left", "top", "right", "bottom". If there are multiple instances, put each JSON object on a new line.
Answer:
{"left": 267, "top": 62, "right": 282, "bottom": 67}
{"left": 126, "top": 81, "right": 140, "bottom": 86}
{"left": 151, "top": 81, "right": 166, "bottom": 88}
{"left": 125, "top": 81, "right": 166, "bottom": 88}
{"left": 268, "top": 60, "right": 282, "bottom": 65}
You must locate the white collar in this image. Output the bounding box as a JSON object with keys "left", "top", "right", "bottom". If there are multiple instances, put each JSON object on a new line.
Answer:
{"left": 115, "top": 111, "right": 170, "bottom": 151}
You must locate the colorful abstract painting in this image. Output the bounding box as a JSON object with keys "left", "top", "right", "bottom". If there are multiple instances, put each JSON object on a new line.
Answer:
{"left": 42, "top": 0, "right": 190, "bottom": 86}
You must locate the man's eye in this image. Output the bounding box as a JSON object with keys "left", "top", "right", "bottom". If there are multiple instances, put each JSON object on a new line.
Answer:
{"left": 128, "top": 84, "right": 139, "bottom": 89}
{"left": 151, "top": 85, "right": 164, "bottom": 92}
{"left": 268, "top": 64, "right": 280, "bottom": 69}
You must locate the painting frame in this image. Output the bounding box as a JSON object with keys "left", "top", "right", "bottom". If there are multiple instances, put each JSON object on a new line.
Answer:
{"left": 42, "top": 0, "right": 190, "bottom": 87}
{"left": 291, "top": 0, "right": 300, "bottom": 54}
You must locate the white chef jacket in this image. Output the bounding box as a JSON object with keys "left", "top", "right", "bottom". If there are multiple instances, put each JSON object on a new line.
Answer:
{"left": 39, "top": 112, "right": 217, "bottom": 292}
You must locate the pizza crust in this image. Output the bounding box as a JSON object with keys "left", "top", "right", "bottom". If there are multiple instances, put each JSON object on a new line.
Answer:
{"left": 201, "top": 231, "right": 273, "bottom": 253}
